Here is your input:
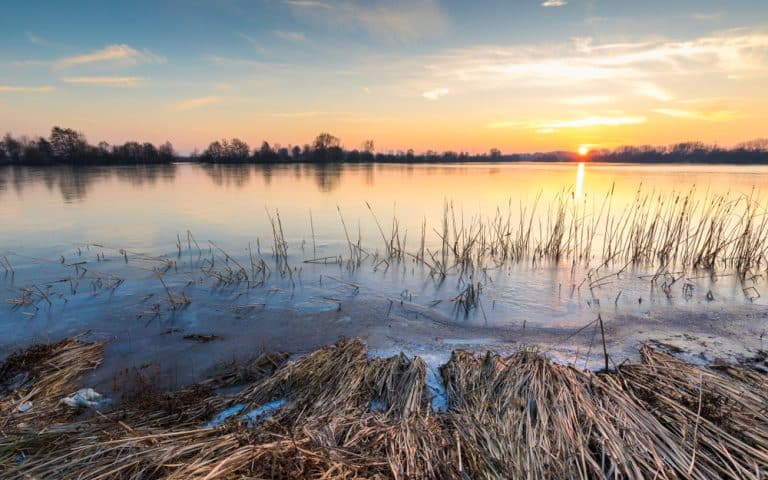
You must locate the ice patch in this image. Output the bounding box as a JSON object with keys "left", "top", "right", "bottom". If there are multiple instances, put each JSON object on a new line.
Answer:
{"left": 426, "top": 367, "right": 448, "bottom": 412}
{"left": 204, "top": 399, "right": 287, "bottom": 428}
{"left": 204, "top": 403, "right": 245, "bottom": 428}
{"left": 370, "top": 400, "right": 388, "bottom": 412}
{"left": 61, "top": 388, "right": 111, "bottom": 410}
{"left": 244, "top": 399, "right": 287, "bottom": 426}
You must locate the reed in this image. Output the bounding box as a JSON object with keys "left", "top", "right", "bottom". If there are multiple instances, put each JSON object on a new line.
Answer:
{"left": 4, "top": 336, "right": 768, "bottom": 479}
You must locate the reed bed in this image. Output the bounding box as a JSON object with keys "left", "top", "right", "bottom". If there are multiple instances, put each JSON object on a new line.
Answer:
{"left": 2, "top": 336, "right": 768, "bottom": 479}
{"left": 361, "top": 188, "right": 768, "bottom": 287}
{"left": 6, "top": 186, "right": 768, "bottom": 322}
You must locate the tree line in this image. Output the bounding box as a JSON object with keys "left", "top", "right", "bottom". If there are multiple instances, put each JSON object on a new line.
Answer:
{"left": 589, "top": 140, "right": 768, "bottom": 164}
{"left": 1, "top": 127, "right": 175, "bottom": 165}
{"left": 1, "top": 127, "right": 767, "bottom": 165}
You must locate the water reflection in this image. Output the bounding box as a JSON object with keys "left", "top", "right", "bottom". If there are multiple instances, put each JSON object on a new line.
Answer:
{"left": 311, "top": 163, "right": 343, "bottom": 192}
{"left": 5, "top": 161, "right": 768, "bottom": 214}
{"left": 0, "top": 164, "right": 177, "bottom": 202}
{"left": 197, "top": 163, "right": 346, "bottom": 193}
{"left": 575, "top": 162, "right": 585, "bottom": 200}
{"left": 201, "top": 163, "right": 253, "bottom": 187}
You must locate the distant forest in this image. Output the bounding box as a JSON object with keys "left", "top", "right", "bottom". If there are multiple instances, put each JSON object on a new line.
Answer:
{"left": 1, "top": 127, "right": 768, "bottom": 165}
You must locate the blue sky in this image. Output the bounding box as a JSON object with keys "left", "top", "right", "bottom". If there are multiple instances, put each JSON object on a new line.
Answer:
{"left": 1, "top": 1, "right": 767, "bottom": 153}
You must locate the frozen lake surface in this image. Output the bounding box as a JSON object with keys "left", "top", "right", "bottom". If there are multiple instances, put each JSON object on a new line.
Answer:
{"left": 2, "top": 162, "right": 768, "bottom": 390}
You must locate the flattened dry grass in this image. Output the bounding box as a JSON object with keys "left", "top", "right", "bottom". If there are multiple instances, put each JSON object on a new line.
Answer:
{"left": 0, "top": 337, "right": 104, "bottom": 430}
{"left": 2, "top": 337, "right": 768, "bottom": 479}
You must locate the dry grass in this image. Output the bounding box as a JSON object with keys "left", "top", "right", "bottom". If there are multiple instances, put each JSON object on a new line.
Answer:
{"left": 0, "top": 337, "right": 104, "bottom": 431}
{"left": 2, "top": 337, "right": 768, "bottom": 479}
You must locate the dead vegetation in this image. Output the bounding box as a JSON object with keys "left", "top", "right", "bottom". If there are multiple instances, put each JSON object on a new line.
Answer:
{"left": 2, "top": 336, "right": 768, "bottom": 479}
{"left": 0, "top": 338, "right": 104, "bottom": 431}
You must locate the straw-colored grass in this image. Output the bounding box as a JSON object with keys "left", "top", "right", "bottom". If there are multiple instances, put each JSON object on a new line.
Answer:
{"left": 2, "top": 337, "right": 768, "bottom": 479}
{"left": 0, "top": 337, "right": 104, "bottom": 430}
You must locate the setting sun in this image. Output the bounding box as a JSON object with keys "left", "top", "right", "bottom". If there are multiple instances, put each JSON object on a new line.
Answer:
{"left": 578, "top": 146, "right": 590, "bottom": 156}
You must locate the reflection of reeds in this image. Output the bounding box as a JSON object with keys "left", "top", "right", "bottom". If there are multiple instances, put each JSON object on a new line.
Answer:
{"left": 0, "top": 255, "right": 14, "bottom": 275}
{"left": 452, "top": 282, "right": 482, "bottom": 314}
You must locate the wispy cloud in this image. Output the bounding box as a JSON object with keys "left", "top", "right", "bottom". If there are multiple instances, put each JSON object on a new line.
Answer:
{"left": 172, "top": 96, "right": 222, "bottom": 111}
{"left": 540, "top": 116, "right": 646, "bottom": 128}
{"left": 488, "top": 115, "right": 646, "bottom": 130}
{"left": 286, "top": 0, "right": 449, "bottom": 40}
{"left": 237, "top": 33, "right": 270, "bottom": 54}
{"left": 61, "top": 76, "right": 142, "bottom": 87}
{"left": 693, "top": 12, "right": 724, "bottom": 22}
{"left": 419, "top": 29, "right": 768, "bottom": 94}
{"left": 56, "top": 44, "right": 165, "bottom": 68}
{"left": 26, "top": 32, "right": 50, "bottom": 46}
{"left": 422, "top": 87, "right": 449, "bottom": 100}
{"left": 541, "top": 0, "right": 567, "bottom": 7}
{"left": 284, "top": 0, "right": 332, "bottom": 8}
{"left": 274, "top": 30, "right": 306, "bottom": 42}
{"left": 635, "top": 82, "right": 673, "bottom": 101}
{"left": 0, "top": 85, "right": 55, "bottom": 93}
{"left": 272, "top": 111, "right": 324, "bottom": 118}
{"left": 654, "top": 108, "right": 737, "bottom": 121}
{"left": 561, "top": 95, "right": 614, "bottom": 105}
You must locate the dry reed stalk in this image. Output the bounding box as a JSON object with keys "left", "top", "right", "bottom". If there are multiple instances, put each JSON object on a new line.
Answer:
{"left": 0, "top": 338, "right": 104, "bottom": 431}
{"left": 619, "top": 345, "right": 768, "bottom": 478}
{"left": 5, "top": 338, "right": 768, "bottom": 479}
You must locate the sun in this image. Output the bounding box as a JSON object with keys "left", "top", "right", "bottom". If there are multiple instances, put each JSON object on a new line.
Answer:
{"left": 578, "top": 146, "right": 590, "bottom": 156}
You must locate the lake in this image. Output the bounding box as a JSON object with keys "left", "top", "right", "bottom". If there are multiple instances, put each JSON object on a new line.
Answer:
{"left": 2, "top": 162, "right": 768, "bottom": 388}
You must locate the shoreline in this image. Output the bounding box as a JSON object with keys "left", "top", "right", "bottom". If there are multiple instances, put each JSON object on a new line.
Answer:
{"left": 2, "top": 333, "right": 768, "bottom": 478}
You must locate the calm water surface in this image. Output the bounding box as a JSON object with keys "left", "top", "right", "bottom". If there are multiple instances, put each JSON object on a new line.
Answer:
{"left": 2, "top": 162, "right": 768, "bottom": 386}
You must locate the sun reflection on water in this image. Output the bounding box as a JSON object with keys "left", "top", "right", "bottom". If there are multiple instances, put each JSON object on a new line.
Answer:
{"left": 575, "top": 162, "right": 585, "bottom": 199}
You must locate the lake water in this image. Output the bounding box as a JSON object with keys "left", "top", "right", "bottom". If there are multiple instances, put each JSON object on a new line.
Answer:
{"left": 2, "top": 162, "right": 768, "bottom": 388}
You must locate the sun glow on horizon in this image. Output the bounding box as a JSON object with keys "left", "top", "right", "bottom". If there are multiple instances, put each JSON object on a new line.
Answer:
{"left": 578, "top": 146, "right": 590, "bottom": 156}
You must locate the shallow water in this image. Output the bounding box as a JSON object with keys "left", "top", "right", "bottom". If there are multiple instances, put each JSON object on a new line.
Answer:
{"left": 2, "top": 162, "right": 768, "bottom": 388}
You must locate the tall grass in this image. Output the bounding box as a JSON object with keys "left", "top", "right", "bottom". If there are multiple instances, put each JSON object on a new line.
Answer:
{"left": 364, "top": 187, "right": 768, "bottom": 283}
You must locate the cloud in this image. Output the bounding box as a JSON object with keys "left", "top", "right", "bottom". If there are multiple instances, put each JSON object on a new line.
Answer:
{"left": 237, "top": 33, "right": 270, "bottom": 54}
{"left": 172, "top": 96, "right": 222, "bottom": 111}
{"left": 539, "top": 116, "right": 646, "bottom": 128}
{"left": 0, "top": 85, "right": 55, "bottom": 93}
{"left": 541, "top": 0, "right": 567, "bottom": 6}
{"left": 561, "top": 95, "right": 615, "bottom": 105}
{"left": 56, "top": 44, "right": 165, "bottom": 68}
{"left": 272, "top": 111, "right": 324, "bottom": 118}
{"left": 61, "top": 76, "right": 142, "bottom": 87}
{"left": 286, "top": 0, "right": 449, "bottom": 40}
{"left": 422, "top": 87, "right": 449, "bottom": 100}
{"left": 693, "top": 12, "right": 724, "bottom": 22}
{"left": 274, "top": 30, "right": 306, "bottom": 42}
{"left": 488, "top": 115, "right": 646, "bottom": 130}
{"left": 635, "top": 82, "right": 673, "bottom": 101}
{"left": 654, "top": 108, "right": 737, "bottom": 121}
{"left": 284, "top": 0, "right": 332, "bottom": 8}
{"left": 418, "top": 28, "right": 768, "bottom": 93}
{"left": 26, "top": 32, "right": 50, "bottom": 46}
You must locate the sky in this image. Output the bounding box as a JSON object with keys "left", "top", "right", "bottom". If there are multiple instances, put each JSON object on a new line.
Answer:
{"left": 1, "top": 0, "right": 767, "bottom": 154}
